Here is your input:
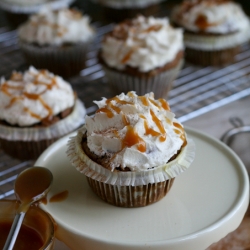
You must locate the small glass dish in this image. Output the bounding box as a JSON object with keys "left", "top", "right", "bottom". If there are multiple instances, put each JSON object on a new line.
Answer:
{"left": 0, "top": 199, "right": 55, "bottom": 250}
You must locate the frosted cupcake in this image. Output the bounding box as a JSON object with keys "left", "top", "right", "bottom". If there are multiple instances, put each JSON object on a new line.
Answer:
{"left": 99, "top": 15, "right": 184, "bottom": 99}
{"left": 91, "top": 0, "right": 165, "bottom": 22}
{"left": 67, "top": 92, "right": 195, "bottom": 207}
{"left": 171, "top": 0, "right": 250, "bottom": 66}
{"left": 0, "top": 66, "right": 86, "bottom": 160}
{"left": 18, "top": 8, "right": 95, "bottom": 78}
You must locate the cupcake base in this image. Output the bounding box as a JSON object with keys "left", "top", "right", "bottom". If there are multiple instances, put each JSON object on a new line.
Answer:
{"left": 100, "top": 51, "right": 184, "bottom": 99}
{"left": 185, "top": 46, "right": 240, "bottom": 66}
{"left": 87, "top": 177, "right": 175, "bottom": 207}
{"left": 19, "top": 41, "right": 91, "bottom": 78}
{"left": 0, "top": 137, "right": 57, "bottom": 160}
{"left": 67, "top": 125, "right": 195, "bottom": 208}
{"left": 0, "top": 99, "right": 86, "bottom": 160}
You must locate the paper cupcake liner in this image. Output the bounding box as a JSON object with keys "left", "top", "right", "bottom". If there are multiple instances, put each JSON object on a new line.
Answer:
{"left": 86, "top": 177, "right": 175, "bottom": 207}
{"left": 102, "top": 59, "right": 183, "bottom": 99}
{"left": 0, "top": 136, "right": 58, "bottom": 160}
{"left": 19, "top": 40, "right": 92, "bottom": 78}
{"left": 67, "top": 125, "right": 195, "bottom": 187}
{"left": 0, "top": 99, "right": 86, "bottom": 141}
{"left": 185, "top": 46, "right": 240, "bottom": 66}
{"left": 184, "top": 24, "right": 250, "bottom": 51}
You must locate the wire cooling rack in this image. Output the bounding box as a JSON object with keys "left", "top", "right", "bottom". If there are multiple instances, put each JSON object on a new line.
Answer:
{"left": 1, "top": 3, "right": 250, "bottom": 199}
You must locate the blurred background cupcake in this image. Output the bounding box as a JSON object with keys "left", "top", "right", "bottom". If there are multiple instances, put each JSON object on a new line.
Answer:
{"left": 90, "top": 0, "right": 166, "bottom": 22}
{"left": 171, "top": 0, "right": 250, "bottom": 66}
{"left": 18, "top": 7, "right": 95, "bottom": 78}
{"left": 0, "top": 66, "right": 86, "bottom": 160}
{"left": 99, "top": 15, "right": 184, "bottom": 99}
{"left": 0, "top": 0, "right": 75, "bottom": 28}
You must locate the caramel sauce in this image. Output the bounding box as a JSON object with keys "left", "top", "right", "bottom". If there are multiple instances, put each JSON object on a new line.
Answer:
{"left": 127, "top": 91, "right": 135, "bottom": 98}
{"left": 150, "top": 109, "right": 166, "bottom": 142}
{"left": 195, "top": 14, "right": 217, "bottom": 30}
{"left": 109, "top": 103, "right": 121, "bottom": 114}
{"left": 144, "top": 120, "right": 161, "bottom": 137}
{"left": 121, "top": 49, "right": 133, "bottom": 64}
{"left": 174, "top": 129, "right": 181, "bottom": 134}
{"left": 122, "top": 125, "right": 146, "bottom": 152}
{"left": 107, "top": 96, "right": 132, "bottom": 106}
{"left": 96, "top": 107, "right": 114, "bottom": 118}
{"left": 1, "top": 83, "right": 11, "bottom": 96}
{"left": 122, "top": 114, "right": 129, "bottom": 125}
{"left": 0, "top": 221, "right": 44, "bottom": 250}
{"left": 5, "top": 96, "right": 24, "bottom": 109}
{"left": 159, "top": 98, "right": 170, "bottom": 111}
{"left": 49, "top": 190, "right": 69, "bottom": 203}
{"left": 139, "top": 96, "right": 149, "bottom": 106}
{"left": 10, "top": 72, "right": 23, "bottom": 81}
{"left": 15, "top": 167, "right": 52, "bottom": 204}
{"left": 173, "top": 122, "right": 187, "bottom": 146}
{"left": 143, "top": 24, "right": 162, "bottom": 33}
{"left": 149, "top": 98, "right": 161, "bottom": 109}
{"left": 23, "top": 107, "right": 42, "bottom": 120}
{"left": 41, "top": 197, "right": 48, "bottom": 205}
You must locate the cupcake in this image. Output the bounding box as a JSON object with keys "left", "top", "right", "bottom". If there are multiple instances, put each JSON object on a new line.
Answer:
{"left": 67, "top": 92, "right": 195, "bottom": 208}
{"left": 99, "top": 15, "right": 184, "bottom": 99}
{"left": 18, "top": 7, "right": 95, "bottom": 78}
{"left": 171, "top": 0, "right": 250, "bottom": 66}
{"left": 0, "top": 66, "right": 86, "bottom": 160}
{"left": 90, "top": 0, "right": 165, "bottom": 22}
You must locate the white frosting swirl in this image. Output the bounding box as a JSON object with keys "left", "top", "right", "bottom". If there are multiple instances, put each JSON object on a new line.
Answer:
{"left": 171, "top": 0, "right": 250, "bottom": 34}
{"left": 101, "top": 15, "right": 183, "bottom": 72}
{"left": 0, "top": 66, "right": 75, "bottom": 126}
{"left": 18, "top": 8, "right": 95, "bottom": 46}
{"left": 85, "top": 91, "right": 186, "bottom": 171}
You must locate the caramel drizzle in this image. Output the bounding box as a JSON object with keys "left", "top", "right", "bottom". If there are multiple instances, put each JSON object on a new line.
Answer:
{"left": 95, "top": 93, "right": 174, "bottom": 152}
{"left": 195, "top": 14, "right": 218, "bottom": 30}
{"left": 142, "top": 24, "right": 162, "bottom": 33}
{"left": 122, "top": 125, "right": 146, "bottom": 152}
{"left": 2, "top": 71, "right": 59, "bottom": 122}
{"left": 1, "top": 82, "right": 23, "bottom": 97}
{"left": 173, "top": 122, "right": 187, "bottom": 146}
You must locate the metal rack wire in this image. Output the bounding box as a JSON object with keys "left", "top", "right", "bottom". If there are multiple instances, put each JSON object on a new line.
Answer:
{"left": 0, "top": 13, "right": 250, "bottom": 200}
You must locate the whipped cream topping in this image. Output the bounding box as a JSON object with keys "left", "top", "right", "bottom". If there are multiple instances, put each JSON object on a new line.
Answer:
{"left": 171, "top": 0, "right": 250, "bottom": 34}
{"left": 18, "top": 8, "right": 95, "bottom": 46}
{"left": 0, "top": 66, "right": 75, "bottom": 126}
{"left": 101, "top": 15, "right": 183, "bottom": 72}
{"left": 85, "top": 92, "right": 186, "bottom": 171}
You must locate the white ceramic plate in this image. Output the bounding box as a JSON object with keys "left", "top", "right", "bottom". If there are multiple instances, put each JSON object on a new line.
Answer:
{"left": 36, "top": 127, "right": 249, "bottom": 250}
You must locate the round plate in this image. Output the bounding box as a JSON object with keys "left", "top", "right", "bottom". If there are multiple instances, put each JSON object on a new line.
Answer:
{"left": 36, "top": 127, "right": 249, "bottom": 250}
